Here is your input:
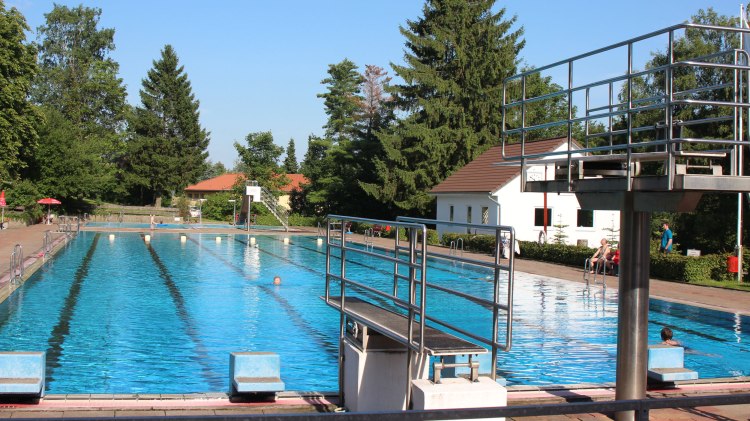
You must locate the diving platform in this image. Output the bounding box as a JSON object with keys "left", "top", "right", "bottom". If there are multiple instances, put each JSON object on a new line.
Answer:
{"left": 323, "top": 216, "right": 515, "bottom": 411}
{"left": 501, "top": 20, "right": 750, "bottom": 421}
{"left": 326, "top": 297, "right": 486, "bottom": 356}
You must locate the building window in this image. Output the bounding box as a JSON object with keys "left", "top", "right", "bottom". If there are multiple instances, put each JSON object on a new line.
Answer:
{"left": 481, "top": 207, "right": 489, "bottom": 224}
{"left": 577, "top": 209, "right": 594, "bottom": 227}
{"left": 534, "top": 208, "right": 552, "bottom": 227}
{"left": 449, "top": 205, "right": 454, "bottom": 222}
{"left": 467, "top": 206, "right": 472, "bottom": 224}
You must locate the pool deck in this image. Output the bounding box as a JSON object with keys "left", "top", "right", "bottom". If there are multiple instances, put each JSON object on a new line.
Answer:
{"left": 1, "top": 224, "right": 749, "bottom": 419}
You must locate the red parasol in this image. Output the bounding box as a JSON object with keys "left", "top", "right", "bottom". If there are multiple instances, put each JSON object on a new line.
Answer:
{"left": 0, "top": 191, "right": 5, "bottom": 229}
{"left": 37, "top": 197, "right": 62, "bottom": 224}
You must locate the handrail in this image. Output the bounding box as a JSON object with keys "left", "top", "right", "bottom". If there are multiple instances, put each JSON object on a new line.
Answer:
{"left": 501, "top": 22, "right": 750, "bottom": 193}
{"left": 259, "top": 186, "right": 290, "bottom": 231}
{"left": 9, "top": 244, "right": 23, "bottom": 284}
{"left": 396, "top": 216, "right": 515, "bottom": 358}
{"left": 325, "top": 215, "right": 427, "bottom": 406}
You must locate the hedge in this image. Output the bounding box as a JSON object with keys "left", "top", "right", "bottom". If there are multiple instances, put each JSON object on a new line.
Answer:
{"left": 438, "top": 233, "right": 742, "bottom": 284}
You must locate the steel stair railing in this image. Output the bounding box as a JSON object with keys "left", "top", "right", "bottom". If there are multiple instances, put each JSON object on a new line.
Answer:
{"left": 259, "top": 186, "right": 290, "bottom": 231}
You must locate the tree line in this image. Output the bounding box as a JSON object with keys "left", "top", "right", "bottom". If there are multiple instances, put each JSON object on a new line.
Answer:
{"left": 0, "top": 0, "right": 743, "bottom": 253}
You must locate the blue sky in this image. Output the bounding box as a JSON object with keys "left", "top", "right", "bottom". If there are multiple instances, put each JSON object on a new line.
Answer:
{"left": 9, "top": 0, "right": 739, "bottom": 168}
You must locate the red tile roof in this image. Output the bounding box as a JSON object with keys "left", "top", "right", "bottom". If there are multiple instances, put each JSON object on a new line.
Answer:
{"left": 430, "top": 137, "right": 570, "bottom": 194}
{"left": 184, "top": 173, "right": 309, "bottom": 193}
{"left": 185, "top": 173, "right": 243, "bottom": 192}
{"left": 280, "top": 173, "right": 309, "bottom": 192}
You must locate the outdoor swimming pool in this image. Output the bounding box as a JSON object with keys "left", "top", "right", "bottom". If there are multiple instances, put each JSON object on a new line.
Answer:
{"left": 0, "top": 231, "right": 747, "bottom": 394}
{"left": 85, "top": 222, "right": 284, "bottom": 230}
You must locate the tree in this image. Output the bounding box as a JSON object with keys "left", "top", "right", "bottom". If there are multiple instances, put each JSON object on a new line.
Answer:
{"left": 234, "top": 131, "right": 287, "bottom": 193}
{"left": 303, "top": 60, "right": 365, "bottom": 215}
{"left": 0, "top": 1, "right": 39, "bottom": 182}
{"left": 124, "top": 44, "right": 210, "bottom": 205}
{"left": 552, "top": 213, "right": 568, "bottom": 245}
{"left": 30, "top": 4, "right": 127, "bottom": 203}
{"left": 363, "top": 0, "right": 524, "bottom": 215}
{"left": 202, "top": 161, "right": 227, "bottom": 180}
{"left": 317, "top": 59, "right": 363, "bottom": 141}
{"left": 283, "top": 138, "right": 299, "bottom": 173}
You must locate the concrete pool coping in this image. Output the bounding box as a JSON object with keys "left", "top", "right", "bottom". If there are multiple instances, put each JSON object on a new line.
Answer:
{"left": 0, "top": 380, "right": 748, "bottom": 418}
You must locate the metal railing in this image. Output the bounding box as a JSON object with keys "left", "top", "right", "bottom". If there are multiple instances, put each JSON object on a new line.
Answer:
{"left": 448, "top": 238, "right": 464, "bottom": 256}
{"left": 9, "top": 244, "right": 23, "bottom": 284}
{"left": 583, "top": 257, "right": 608, "bottom": 288}
{"left": 57, "top": 215, "right": 79, "bottom": 235}
{"left": 260, "top": 186, "right": 290, "bottom": 230}
{"left": 501, "top": 23, "right": 750, "bottom": 191}
{"left": 42, "top": 230, "right": 53, "bottom": 260}
{"left": 324, "top": 215, "right": 428, "bottom": 406}
{"left": 396, "top": 217, "right": 515, "bottom": 372}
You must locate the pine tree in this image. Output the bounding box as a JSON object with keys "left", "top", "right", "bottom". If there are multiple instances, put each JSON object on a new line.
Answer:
{"left": 0, "top": 1, "right": 39, "bottom": 181}
{"left": 125, "top": 44, "right": 209, "bottom": 205}
{"left": 552, "top": 213, "right": 568, "bottom": 245}
{"left": 303, "top": 59, "right": 364, "bottom": 215}
{"left": 283, "top": 138, "right": 299, "bottom": 173}
{"left": 364, "top": 0, "right": 524, "bottom": 215}
{"left": 317, "top": 59, "right": 363, "bottom": 141}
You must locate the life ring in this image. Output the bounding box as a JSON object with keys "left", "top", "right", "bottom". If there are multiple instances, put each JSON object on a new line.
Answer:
{"left": 538, "top": 230, "right": 547, "bottom": 245}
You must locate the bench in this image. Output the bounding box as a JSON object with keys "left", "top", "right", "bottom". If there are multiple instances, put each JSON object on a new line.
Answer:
{"left": 229, "top": 352, "right": 284, "bottom": 395}
{"left": 647, "top": 345, "right": 698, "bottom": 384}
{"left": 0, "top": 352, "right": 45, "bottom": 397}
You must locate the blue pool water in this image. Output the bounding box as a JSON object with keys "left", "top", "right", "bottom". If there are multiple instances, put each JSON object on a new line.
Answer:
{"left": 0, "top": 232, "right": 747, "bottom": 394}
{"left": 85, "top": 222, "right": 284, "bottom": 230}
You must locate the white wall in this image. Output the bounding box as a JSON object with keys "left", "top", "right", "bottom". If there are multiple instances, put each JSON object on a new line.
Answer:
{"left": 435, "top": 174, "right": 620, "bottom": 248}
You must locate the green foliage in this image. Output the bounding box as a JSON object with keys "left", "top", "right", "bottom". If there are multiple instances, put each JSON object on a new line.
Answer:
{"left": 519, "top": 241, "right": 594, "bottom": 265}
{"left": 176, "top": 196, "right": 189, "bottom": 220}
{"left": 0, "top": 1, "right": 39, "bottom": 181}
{"left": 5, "top": 179, "right": 42, "bottom": 223}
{"left": 288, "top": 213, "right": 322, "bottom": 227}
{"left": 29, "top": 4, "right": 126, "bottom": 203}
{"left": 442, "top": 233, "right": 499, "bottom": 255}
{"left": 234, "top": 131, "right": 286, "bottom": 193}
{"left": 30, "top": 108, "right": 116, "bottom": 205}
{"left": 551, "top": 213, "right": 568, "bottom": 245}
{"left": 200, "top": 192, "right": 235, "bottom": 221}
{"left": 317, "top": 59, "right": 364, "bottom": 141}
{"left": 202, "top": 161, "right": 227, "bottom": 181}
{"left": 362, "top": 0, "right": 524, "bottom": 215}
{"left": 283, "top": 138, "right": 299, "bottom": 173}
{"left": 124, "top": 44, "right": 209, "bottom": 205}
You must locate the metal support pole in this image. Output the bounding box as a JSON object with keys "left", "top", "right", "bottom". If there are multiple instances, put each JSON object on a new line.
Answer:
{"left": 615, "top": 193, "right": 651, "bottom": 421}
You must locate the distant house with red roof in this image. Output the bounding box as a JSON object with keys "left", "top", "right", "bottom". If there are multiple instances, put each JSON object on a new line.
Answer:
{"left": 184, "top": 173, "right": 308, "bottom": 210}
{"left": 430, "top": 137, "right": 620, "bottom": 247}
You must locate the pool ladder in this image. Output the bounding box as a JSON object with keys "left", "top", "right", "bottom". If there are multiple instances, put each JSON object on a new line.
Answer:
{"left": 583, "top": 258, "right": 607, "bottom": 288}
{"left": 449, "top": 238, "right": 464, "bottom": 256}
{"left": 363, "top": 228, "right": 374, "bottom": 250}
{"left": 9, "top": 244, "right": 23, "bottom": 284}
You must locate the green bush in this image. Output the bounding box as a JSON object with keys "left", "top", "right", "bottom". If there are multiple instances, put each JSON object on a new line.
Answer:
{"left": 201, "top": 192, "right": 237, "bottom": 222}
{"left": 288, "top": 214, "right": 322, "bottom": 227}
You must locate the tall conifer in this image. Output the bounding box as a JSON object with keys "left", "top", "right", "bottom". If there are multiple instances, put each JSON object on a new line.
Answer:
{"left": 125, "top": 45, "right": 209, "bottom": 205}
{"left": 364, "top": 0, "right": 524, "bottom": 214}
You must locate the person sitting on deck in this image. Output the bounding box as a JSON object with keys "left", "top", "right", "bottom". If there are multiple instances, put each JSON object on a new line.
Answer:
{"left": 661, "top": 327, "right": 680, "bottom": 346}
{"left": 589, "top": 238, "right": 611, "bottom": 273}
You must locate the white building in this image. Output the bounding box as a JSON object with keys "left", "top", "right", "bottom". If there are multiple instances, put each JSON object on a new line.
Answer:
{"left": 430, "top": 137, "right": 620, "bottom": 247}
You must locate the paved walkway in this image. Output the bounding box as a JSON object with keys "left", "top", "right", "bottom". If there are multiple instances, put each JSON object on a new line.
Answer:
{"left": 0, "top": 224, "right": 749, "bottom": 419}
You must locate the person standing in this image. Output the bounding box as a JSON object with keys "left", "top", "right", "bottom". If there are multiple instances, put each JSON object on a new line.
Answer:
{"left": 660, "top": 221, "right": 673, "bottom": 254}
